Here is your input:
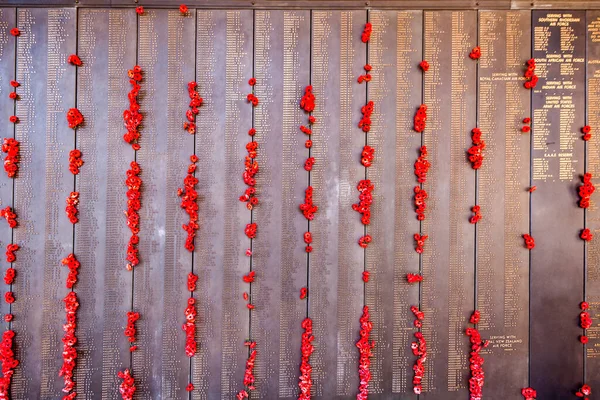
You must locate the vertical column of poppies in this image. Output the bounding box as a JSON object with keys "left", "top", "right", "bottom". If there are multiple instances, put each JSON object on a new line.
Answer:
{"left": 118, "top": 65, "right": 143, "bottom": 400}
{"left": 58, "top": 51, "right": 85, "bottom": 399}
{"left": 0, "top": 25, "right": 22, "bottom": 400}
{"left": 235, "top": 76, "right": 259, "bottom": 400}
{"left": 354, "top": 18, "right": 374, "bottom": 400}
{"left": 408, "top": 58, "right": 430, "bottom": 395}
{"left": 297, "top": 85, "right": 316, "bottom": 399}
{"left": 464, "top": 43, "right": 487, "bottom": 400}
{"left": 178, "top": 80, "right": 202, "bottom": 393}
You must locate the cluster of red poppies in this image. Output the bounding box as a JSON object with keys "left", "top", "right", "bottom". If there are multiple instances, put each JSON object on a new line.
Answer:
{"left": 414, "top": 146, "right": 429, "bottom": 184}
{"left": 466, "top": 318, "right": 488, "bottom": 400}
{"left": 244, "top": 223, "right": 257, "bottom": 239}
{"left": 357, "top": 146, "right": 375, "bottom": 168}
{"left": 357, "top": 64, "right": 372, "bottom": 84}
{"left": 179, "top": 155, "right": 199, "bottom": 252}
{"left": 123, "top": 66, "right": 143, "bottom": 150}
{"left": 469, "top": 46, "right": 481, "bottom": 60}
{"left": 358, "top": 234, "right": 372, "bottom": 249}
{"left": 413, "top": 104, "right": 427, "bottom": 133}
{"left": 576, "top": 384, "right": 592, "bottom": 399}
{"left": 125, "top": 311, "right": 140, "bottom": 352}
{"left": 356, "top": 305, "right": 374, "bottom": 400}
{"left": 580, "top": 301, "right": 590, "bottom": 344}
{"left": 303, "top": 156, "right": 315, "bottom": 172}
{"left": 299, "top": 86, "right": 317, "bottom": 260}
{"left": 246, "top": 92, "right": 259, "bottom": 107}
{"left": 413, "top": 186, "right": 428, "bottom": 221}
{"left": 299, "top": 186, "right": 317, "bottom": 223}
{"left": 298, "top": 318, "right": 314, "bottom": 399}
{"left": 125, "top": 161, "right": 142, "bottom": 270}
{"left": 300, "top": 85, "right": 315, "bottom": 113}
{"left": 353, "top": 180, "right": 374, "bottom": 225}
{"left": 419, "top": 60, "right": 429, "bottom": 72}
{"left": 410, "top": 305, "right": 426, "bottom": 394}
{"left": 61, "top": 254, "right": 80, "bottom": 289}
{"left": 183, "top": 82, "right": 203, "bottom": 135}
{"left": 358, "top": 101, "right": 374, "bottom": 133}
{"left": 579, "top": 173, "right": 595, "bottom": 209}
{"left": 1, "top": 138, "right": 19, "bottom": 178}
{"left": 65, "top": 108, "right": 84, "bottom": 130}
{"left": 468, "top": 128, "right": 485, "bottom": 169}
{"left": 5, "top": 244, "right": 17, "bottom": 264}
{"left": 414, "top": 233, "right": 428, "bottom": 254}
{"left": 3, "top": 268, "right": 14, "bottom": 286}
{"left": 60, "top": 291, "right": 79, "bottom": 396}
{"left": 239, "top": 341, "right": 257, "bottom": 395}
{"left": 522, "top": 234, "right": 535, "bottom": 250}
{"left": 361, "top": 22, "right": 372, "bottom": 43}
{"left": 521, "top": 117, "right": 531, "bottom": 133}
{"left": 68, "top": 149, "right": 84, "bottom": 175}
{"left": 300, "top": 286, "right": 308, "bottom": 299}
{"left": 182, "top": 296, "right": 197, "bottom": 357}
{"left": 521, "top": 387, "right": 536, "bottom": 400}
{"left": 523, "top": 59, "right": 538, "bottom": 89}
{"left": 65, "top": 191, "right": 79, "bottom": 224}
{"left": 0, "top": 329, "right": 18, "bottom": 399}
{"left": 581, "top": 228, "right": 593, "bottom": 242}
{"left": 406, "top": 273, "right": 423, "bottom": 284}
{"left": 470, "top": 205, "right": 482, "bottom": 224}
{"left": 118, "top": 369, "right": 136, "bottom": 400}
{"left": 0, "top": 207, "right": 17, "bottom": 228}
{"left": 582, "top": 125, "right": 592, "bottom": 141}
{"left": 241, "top": 142, "right": 259, "bottom": 210}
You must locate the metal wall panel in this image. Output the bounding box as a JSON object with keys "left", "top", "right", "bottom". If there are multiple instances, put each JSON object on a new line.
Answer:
{"left": 477, "top": 10, "right": 531, "bottom": 398}
{"left": 587, "top": 8, "right": 600, "bottom": 391}
{"left": 192, "top": 9, "right": 227, "bottom": 400}
{"left": 73, "top": 9, "right": 138, "bottom": 400}
{"left": 531, "top": 10, "right": 586, "bottom": 398}
{"left": 249, "top": 9, "right": 311, "bottom": 399}
{"left": 307, "top": 10, "right": 341, "bottom": 399}
{"left": 10, "top": 8, "right": 75, "bottom": 398}
{"left": 366, "top": 9, "right": 422, "bottom": 399}
{"left": 421, "top": 10, "right": 476, "bottom": 399}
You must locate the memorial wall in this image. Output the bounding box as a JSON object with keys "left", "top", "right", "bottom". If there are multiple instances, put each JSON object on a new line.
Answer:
{"left": 0, "top": 3, "right": 597, "bottom": 399}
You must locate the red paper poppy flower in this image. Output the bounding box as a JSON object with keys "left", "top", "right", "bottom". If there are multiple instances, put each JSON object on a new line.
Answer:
{"left": 9, "top": 116, "right": 18, "bottom": 124}
{"left": 67, "top": 54, "right": 82, "bottom": 66}
{"left": 10, "top": 28, "right": 19, "bottom": 37}
{"left": 469, "top": 46, "right": 481, "bottom": 60}
{"left": 419, "top": 60, "right": 429, "bottom": 72}
{"left": 580, "top": 335, "right": 589, "bottom": 344}
{"left": 9, "top": 81, "right": 19, "bottom": 88}
{"left": 136, "top": 6, "right": 144, "bottom": 15}
{"left": 248, "top": 77, "right": 256, "bottom": 86}
{"left": 179, "top": 4, "right": 188, "bottom": 14}
{"left": 522, "top": 387, "right": 537, "bottom": 400}
{"left": 523, "top": 117, "right": 531, "bottom": 124}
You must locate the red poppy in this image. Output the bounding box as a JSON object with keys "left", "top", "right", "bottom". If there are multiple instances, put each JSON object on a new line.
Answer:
{"left": 419, "top": 60, "right": 429, "bottom": 72}
{"left": 580, "top": 335, "right": 589, "bottom": 344}
{"left": 67, "top": 54, "right": 82, "bottom": 66}
{"left": 581, "top": 301, "right": 589, "bottom": 310}
{"left": 180, "top": 4, "right": 189, "bottom": 14}
{"left": 248, "top": 77, "right": 256, "bottom": 86}
{"left": 300, "top": 287, "right": 308, "bottom": 299}
{"left": 529, "top": 186, "right": 537, "bottom": 193}
{"left": 522, "top": 387, "right": 537, "bottom": 400}
{"left": 581, "top": 228, "right": 593, "bottom": 242}
{"left": 521, "top": 126, "right": 531, "bottom": 133}
{"left": 10, "top": 28, "right": 19, "bottom": 37}
{"left": 186, "top": 383, "right": 194, "bottom": 392}
{"left": 523, "top": 117, "right": 531, "bottom": 124}
{"left": 136, "top": 6, "right": 144, "bottom": 15}
{"left": 361, "top": 22, "right": 372, "bottom": 43}
{"left": 8, "top": 92, "right": 16, "bottom": 100}
{"left": 66, "top": 108, "right": 84, "bottom": 129}
{"left": 9, "top": 116, "right": 18, "bottom": 124}
{"left": 469, "top": 46, "right": 481, "bottom": 60}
